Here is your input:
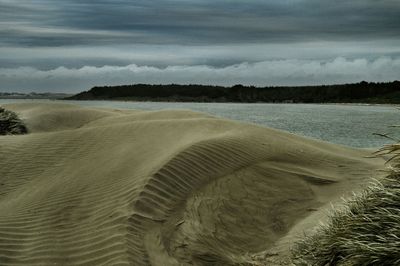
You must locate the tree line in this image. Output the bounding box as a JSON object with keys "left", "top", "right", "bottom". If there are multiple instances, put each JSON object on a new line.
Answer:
{"left": 66, "top": 81, "right": 400, "bottom": 103}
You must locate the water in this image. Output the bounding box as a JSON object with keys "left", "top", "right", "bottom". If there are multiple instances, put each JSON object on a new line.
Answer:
{"left": 1, "top": 99, "right": 399, "bottom": 148}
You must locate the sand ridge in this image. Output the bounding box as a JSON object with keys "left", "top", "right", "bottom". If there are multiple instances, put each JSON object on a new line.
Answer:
{"left": 0, "top": 103, "right": 384, "bottom": 265}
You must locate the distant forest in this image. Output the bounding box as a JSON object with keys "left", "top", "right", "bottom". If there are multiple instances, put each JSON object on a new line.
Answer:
{"left": 66, "top": 81, "right": 400, "bottom": 103}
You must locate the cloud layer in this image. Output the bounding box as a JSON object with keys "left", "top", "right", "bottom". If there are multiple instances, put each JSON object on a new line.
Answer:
{"left": 1, "top": 0, "right": 399, "bottom": 91}
{"left": 1, "top": 57, "right": 399, "bottom": 92}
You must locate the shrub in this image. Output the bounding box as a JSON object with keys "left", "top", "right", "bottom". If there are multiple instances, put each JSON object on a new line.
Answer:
{"left": 0, "top": 106, "right": 28, "bottom": 135}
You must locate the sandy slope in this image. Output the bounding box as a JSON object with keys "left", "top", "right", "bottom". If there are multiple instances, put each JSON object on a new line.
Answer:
{"left": 0, "top": 103, "right": 384, "bottom": 265}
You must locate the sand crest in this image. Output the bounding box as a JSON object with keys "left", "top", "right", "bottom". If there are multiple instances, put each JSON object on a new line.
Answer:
{"left": 0, "top": 103, "right": 384, "bottom": 265}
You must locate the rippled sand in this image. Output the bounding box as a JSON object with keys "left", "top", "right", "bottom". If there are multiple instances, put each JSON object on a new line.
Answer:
{"left": 0, "top": 103, "right": 384, "bottom": 265}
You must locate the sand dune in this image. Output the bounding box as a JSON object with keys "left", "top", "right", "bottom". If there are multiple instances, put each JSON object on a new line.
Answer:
{"left": 0, "top": 103, "right": 384, "bottom": 265}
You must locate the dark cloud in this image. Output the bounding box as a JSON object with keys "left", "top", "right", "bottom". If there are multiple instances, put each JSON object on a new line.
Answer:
{"left": 1, "top": 0, "right": 400, "bottom": 47}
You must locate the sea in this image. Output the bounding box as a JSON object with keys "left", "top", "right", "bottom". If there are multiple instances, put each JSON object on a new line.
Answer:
{"left": 1, "top": 99, "right": 399, "bottom": 149}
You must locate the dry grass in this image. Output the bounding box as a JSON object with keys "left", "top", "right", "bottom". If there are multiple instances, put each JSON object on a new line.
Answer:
{"left": 291, "top": 143, "right": 400, "bottom": 266}
{"left": 0, "top": 106, "right": 28, "bottom": 135}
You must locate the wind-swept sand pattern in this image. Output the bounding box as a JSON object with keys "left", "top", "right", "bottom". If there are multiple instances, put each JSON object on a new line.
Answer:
{"left": 0, "top": 103, "right": 384, "bottom": 265}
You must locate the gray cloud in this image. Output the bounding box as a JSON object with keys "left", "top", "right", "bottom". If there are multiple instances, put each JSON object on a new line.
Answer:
{"left": 0, "top": 0, "right": 399, "bottom": 91}
{"left": 1, "top": 57, "right": 399, "bottom": 92}
{"left": 1, "top": 0, "right": 400, "bottom": 47}
{"left": 1, "top": 40, "right": 400, "bottom": 70}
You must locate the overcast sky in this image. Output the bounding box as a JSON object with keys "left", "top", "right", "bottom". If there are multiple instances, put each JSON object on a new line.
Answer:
{"left": 1, "top": 0, "right": 399, "bottom": 92}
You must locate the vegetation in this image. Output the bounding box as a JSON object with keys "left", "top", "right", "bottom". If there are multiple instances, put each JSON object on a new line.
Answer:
{"left": 0, "top": 107, "right": 28, "bottom": 135}
{"left": 291, "top": 143, "right": 400, "bottom": 265}
{"left": 66, "top": 81, "right": 400, "bottom": 103}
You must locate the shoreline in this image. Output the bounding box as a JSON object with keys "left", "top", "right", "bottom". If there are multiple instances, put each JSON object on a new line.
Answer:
{"left": 1, "top": 99, "right": 397, "bottom": 149}
{"left": 2, "top": 97, "right": 399, "bottom": 107}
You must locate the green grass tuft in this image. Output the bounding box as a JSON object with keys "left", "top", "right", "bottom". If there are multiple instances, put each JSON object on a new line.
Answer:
{"left": 291, "top": 144, "right": 400, "bottom": 266}
{"left": 0, "top": 106, "right": 28, "bottom": 135}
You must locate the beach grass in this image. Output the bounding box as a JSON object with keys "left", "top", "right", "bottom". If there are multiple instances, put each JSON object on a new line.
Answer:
{"left": 291, "top": 143, "right": 400, "bottom": 266}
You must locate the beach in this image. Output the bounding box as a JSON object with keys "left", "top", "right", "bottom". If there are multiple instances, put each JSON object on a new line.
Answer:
{"left": 0, "top": 103, "right": 385, "bottom": 265}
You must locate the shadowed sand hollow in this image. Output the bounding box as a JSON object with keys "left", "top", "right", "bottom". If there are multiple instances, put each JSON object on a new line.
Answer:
{"left": 0, "top": 103, "right": 384, "bottom": 265}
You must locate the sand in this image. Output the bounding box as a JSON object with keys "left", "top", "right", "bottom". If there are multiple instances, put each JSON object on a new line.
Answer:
{"left": 0, "top": 103, "right": 385, "bottom": 265}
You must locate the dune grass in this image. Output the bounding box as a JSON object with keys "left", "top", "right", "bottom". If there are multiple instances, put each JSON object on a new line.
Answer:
{"left": 291, "top": 143, "right": 400, "bottom": 266}
{"left": 0, "top": 106, "right": 28, "bottom": 135}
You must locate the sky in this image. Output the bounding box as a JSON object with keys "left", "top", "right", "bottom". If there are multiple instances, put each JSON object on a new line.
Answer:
{"left": 0, "top": 0, "right": 400, "bottom": 92}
